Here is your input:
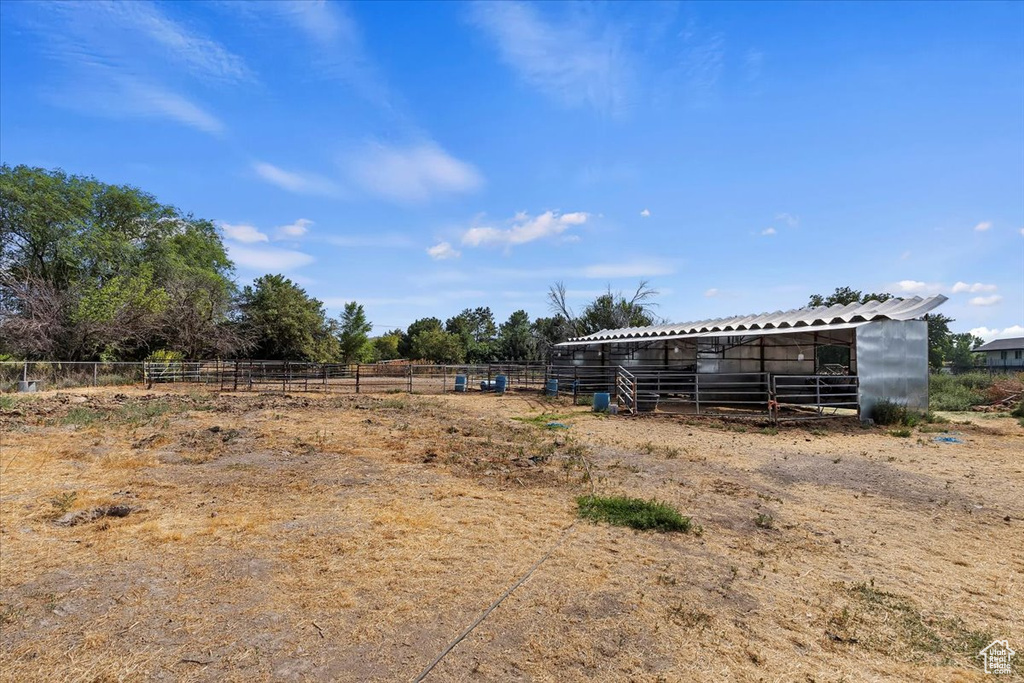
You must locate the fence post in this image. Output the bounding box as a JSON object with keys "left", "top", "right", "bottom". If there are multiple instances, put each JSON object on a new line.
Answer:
{"left": 233, "top": 361, "right": 239, "bottom": 392}
{"left": 408, "top": 364, "right": 413, "bottom": 393}
{"left": 93, "top": 363, "right": 98, "bottom": 387}
{"left": 356, "top": 365, "right": 361, "bottom": 394}
{"left": 695, "top": 374, "right": 701, "bottom": 415}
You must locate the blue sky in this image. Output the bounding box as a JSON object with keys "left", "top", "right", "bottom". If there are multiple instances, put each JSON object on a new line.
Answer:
{"left": 2, "top": 1, "right": 1022, "bottom": 339}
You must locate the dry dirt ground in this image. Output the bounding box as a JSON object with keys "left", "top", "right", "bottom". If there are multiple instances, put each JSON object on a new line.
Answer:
{"left": 1, "top": 387, "right": 1021, "bottom": 683}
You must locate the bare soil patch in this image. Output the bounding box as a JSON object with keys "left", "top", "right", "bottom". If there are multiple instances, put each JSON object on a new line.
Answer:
{"left": 2, "top": 387, "right": 1022, "bottom": 681}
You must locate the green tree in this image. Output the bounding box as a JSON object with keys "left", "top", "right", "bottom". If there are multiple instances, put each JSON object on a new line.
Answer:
{"left": 531, "top": 315, "right": 573, "bottom": 360}
{"left": 409, "top": 327, "right": 465, "bottom": 363}
{"left": 547, "top": 281, "right": 659, "bottom": 337}
{"left": 238, "top": 274, "right": 339, "bottom": 361}
{"left": 807, "top": 287, "right": 893, "bottom": 307}
{"left": 947, "top": 332, "right": 984, "bottom": 372}
{"left": 400, "top": 317, "right": 443, "bottom": 358}
{"left": 372, "top": 329, "right": 403, "bottom": 361}
{"left": 497, "top": 310, "right": 535, "bottom": 360}
{"left": 446, "top": 307, "right": 497, "bottom": 362}
{"left": 0, "top": 165, "right": 236, "bottom": 359}
{"left": 336, "top": 302, "right": 374, "bottom": 364}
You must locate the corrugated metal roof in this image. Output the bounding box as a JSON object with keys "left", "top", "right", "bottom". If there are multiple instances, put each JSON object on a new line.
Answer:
{"left": 559, "top": 295, "right": 947, "bottom": 346}
{"left": 975, "top": 337, "right": 1024, "bottom": 352}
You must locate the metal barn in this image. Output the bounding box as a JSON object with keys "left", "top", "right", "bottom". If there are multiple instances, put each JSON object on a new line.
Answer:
{"left": 551, "top": 295, "right": 946, "bottom": 419}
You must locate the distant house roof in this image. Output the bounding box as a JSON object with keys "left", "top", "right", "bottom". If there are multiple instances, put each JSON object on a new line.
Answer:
{"left": 559, "top": 295, "right": 947, "bottom": 346}
{"left": 975, "top": 337, "right": 1024, "bottom": 352}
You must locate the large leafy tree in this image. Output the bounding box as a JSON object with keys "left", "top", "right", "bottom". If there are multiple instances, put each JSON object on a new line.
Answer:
{"left": 401, "top": 317, "right": 464, "bottom": 363}
{"left": 497, "top": 310, "right": 535, "bottom": 361}
{"left": 446, "top": 307, "right": 497, "bottom": 363}
{"left": 238, "top": 275, "right": 339, "bottom": 361}
{"left": 371, "top": 329, "right": 403, "bottom": 361}
{"left": 547, "top": 281, "right": 659, "bottom": 337}
{"left": 0, "top": 165, "right": 237, "bottom": 359}
{"left": 337, "top": 301, "right": 374, "bottom": 364}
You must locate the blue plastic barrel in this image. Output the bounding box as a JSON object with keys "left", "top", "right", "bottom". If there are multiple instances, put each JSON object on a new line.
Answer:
{"left": 593, "top": 392, "right": 611, "bottom": 412}
{"left": 495, "top": 374, "right": 508, "bottom": 395}
{"left": 545, "top": 378, "right": 558, "bottom": 397}
{"left": 454, "top": 374, "right": 467, "bottom": 392}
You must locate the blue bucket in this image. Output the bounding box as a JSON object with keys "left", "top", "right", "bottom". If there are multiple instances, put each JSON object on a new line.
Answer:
{"left": 545, "top": 378, "right": 558, "bottom": 397}
{"left": 495, "top": 374, "right": 507, "bottom": 395}
{"left": 593, "top": 392, "right": 610, "bottom": 412}
{"left": 454, "top": 374, "right": 467, "bottom": 392}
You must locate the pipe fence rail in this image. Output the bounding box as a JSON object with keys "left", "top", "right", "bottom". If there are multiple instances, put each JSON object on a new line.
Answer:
{"left": 1, "top": 359, "right": 859, "bottom": 420}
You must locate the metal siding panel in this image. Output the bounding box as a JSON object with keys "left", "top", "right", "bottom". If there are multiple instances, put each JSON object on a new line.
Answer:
{"left": 856, "top": 320, "right": 929, "bottom": 418}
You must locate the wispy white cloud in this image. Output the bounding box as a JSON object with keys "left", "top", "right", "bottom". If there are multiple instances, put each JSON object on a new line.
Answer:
{"left": 974, "top": 221, "right": 992, "bottom": 232}
{"left": 704, "top": 288, "right": 719, "bottom": 297}
{"left": 462, "top": 211, "right": 587, "bottom": 248}
{"left": 246, "top": 0, "right": 396, "bottom": 113}
{"left": 253, "top": 162, "right": 341, "bottom": 197}
{"left": 427, "top": 242, "right": 461, "bottom": 260}
{"left": 102, "top": 1, "right": 253, "bottom": 84}
{"left": 220, "top": 222, "right": 268, "bottom": 244}
{"left": 761, "top": 227, "right": 777, "bottom": 236}
{"left": 227, "top": 244, "right": 315, "bottom": 271}
{"left": 951, "top": 281, "right": 998, "bottom": 294}
{"left": 276, "top": 218, "right": 313, "bottom": 239}
{"left": 640, "top": 208, "right": 651, "bottom": 217}
{"left": 468, "top": 1, "right": 630, "bottom": 114}
{"left": 775, "top": 212, "right": 799, "bottom": 228}
{"left": 971, "top": 325, "right": 1024, "bottom": 341}
{"left": 24, "top": 1, "right": 244, "bottom": 134}
{"left": 346, "top": 142, "right": 483, "bottom": 203}
{"left": 969, "top": 295, "right": 1002, "bottom": 306}
{"left": 893, "top": 280, "right": 944, "bottom": 294}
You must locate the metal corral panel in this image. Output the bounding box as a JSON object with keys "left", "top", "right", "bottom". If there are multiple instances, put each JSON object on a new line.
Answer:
{"left": 856, "top": 320, "right": 929, "bottom": 418}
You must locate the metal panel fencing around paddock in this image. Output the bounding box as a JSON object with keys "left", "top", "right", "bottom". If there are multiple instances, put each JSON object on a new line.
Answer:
{"left": 0, "top": 361, "right": 146, "bottom": 392}
{"left": 140, "top": 360, "right": 550, "bottom": 395}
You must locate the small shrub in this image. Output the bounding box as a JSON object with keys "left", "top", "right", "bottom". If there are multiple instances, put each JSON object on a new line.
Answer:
{"left": 576, "top": 495, "right": 691, "bottom": 532}
{"left": 760, "top": 426, "right": 779, "bottom": 436}
{"left": 754, "top": 513, "right": 775, "bottom": 529}
{"left": 0, "top": 395, "right": 17, "bottom": 410}
{"left": 889, "top": 428, "right": 912, "bottom": 438}
{"left": 872, "top": 399, "right": 908, "bottom": 426}
{"left": 1011, "top": 402, "right": 1024, "bottom": 418}
{"left": 49, "top": 491, "right": 77, "bottom": 515}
